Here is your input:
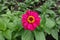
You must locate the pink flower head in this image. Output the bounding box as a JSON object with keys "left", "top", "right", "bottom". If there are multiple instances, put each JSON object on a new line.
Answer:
{"left": 22, "top": 10, "right": 41, "bottom": 31}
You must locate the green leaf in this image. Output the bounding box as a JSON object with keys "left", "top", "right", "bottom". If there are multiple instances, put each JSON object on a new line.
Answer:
{"left": 46, "top": 9, "right": 56, "bottom": 18}
{"left": 35, "top": 0, "right": 40, "bottom": 2}
{"left": 35, "top": 7, "right": 42, "bottom": 12}
{"left": 45, "top": 18, "right": 55, "bottom": 28}
{"left": 43, "top": 27, "right": 51, "bottom": 34}
{"left": 34, "top": 31, "right": 45, "bottom": 40}
{"left": 46, "top": 9, "right": 55, "bottom": 14}
{"left": 0, "top": 19, "right": 6, "bottom": 31}
{"left": 58, "top": 9, "right": 60, "bottom": 14}
{"left": 44, "top": 0, "right": 55, "bottom": 8}
{"left": 25, "top": 0, "right": 32, "bottom": 4}
{"left": 3, "top": 30, "right": 12, "bottom": 40}
{"left": 40, "top": 13, "right": 46, "bottom": 30}
{"left": 51, "top": 29, "right": 58, "bottom": 40}
{"left": 35, "top": 0, "right": 55, "bottom": 13}
{"left": 56, "top": 17, "right": 60, "bottom": 25}
{"left": 13, "top": 32, "right": 21, "bottom": 39}
{"left": 13, "top": 17, "right": 23, "bottom": 30}
{"left": 41, "top": 13, "right": 46, "bottom": 25}
{"left": 22, "top": 30, "right": 34, "bottom": 40}
{"left": 7, "top": 22, "right": 15, "bottom": 29}
{"left": 57, "top": 25, "right": 60, "bottom": 29}
{"left": 0, "top": 31, "right": 5, "bottom": 40}
{"left": 13, "top": 11, "right": 23, "bottom": 16}
{"left": 6, "top": 9, "right": 13, "bottom": 19}
{"left": 0, "top": 4, "right": 7, "bottom": 12}
{"left": 6, "top": 9, "right": 11, "bottom": 15}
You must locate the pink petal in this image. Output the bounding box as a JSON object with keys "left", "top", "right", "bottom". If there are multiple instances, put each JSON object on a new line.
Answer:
{"left": 28, "top": 24, "right": 35, "bottom": 31}
{"left": 22, "top": 14, "right": 28, "bottom": 19}
{"left": 36, "top": 17, "right": 41, "bottom": 22}
{"left": 23, "top": 22, "right": 28, "bottom": 30}
{"left": 31, "top": 11, "right": 39, "bottom": 18}
{"left": 22, "top": 19, "right": 27, "bottom": 23}
{"left": 36, "top": 17, "right": 41, "bottom": 25}
{"left": 22, "top": 10, "right": 41, "bottom": 31}
{"left": 33, "top": 23, "right": 37, "bottom": 28}
{"left": 26, "top": 10, "right": 31, "bottom": 15}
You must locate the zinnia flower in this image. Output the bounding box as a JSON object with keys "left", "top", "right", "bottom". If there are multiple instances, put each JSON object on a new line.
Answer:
{"left": 22, "top": 10, "right": 41, "bottom": 31}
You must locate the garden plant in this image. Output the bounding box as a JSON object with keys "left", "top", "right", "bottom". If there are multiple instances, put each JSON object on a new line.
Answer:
{"left": 0, "top": 0, "right": 60, "bottom": 40}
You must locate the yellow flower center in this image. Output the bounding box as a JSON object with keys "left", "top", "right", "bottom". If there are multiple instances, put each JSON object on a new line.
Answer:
{"left": 27, "top": 16, "right": 35, "bottom": 23}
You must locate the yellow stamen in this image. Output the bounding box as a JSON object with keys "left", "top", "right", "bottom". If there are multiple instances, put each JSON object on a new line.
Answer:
{"left": 27, "top": 16, "right": 35, "bottom": 23}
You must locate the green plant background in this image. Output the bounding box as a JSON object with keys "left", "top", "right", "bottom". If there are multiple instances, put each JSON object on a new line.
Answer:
{"left": 0, "top": 0, "right": 60, "bottom": 40}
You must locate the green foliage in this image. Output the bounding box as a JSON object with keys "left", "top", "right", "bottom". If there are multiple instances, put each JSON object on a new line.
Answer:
{"left": 22, "top": 30, "right": 34, "bottom": 40}
{"left": 0, "top": 0, "right": 60, "bottom": 40}
{"left": 45, "top": 18, "right": 55, "bottom": 28}
{"left": 56, "top": 17, "right": 60, "bottom": 25}
{"left": 0, "top": 31, "right": 5, "bottom": 40}
{"left": 34, "top": 31, "right": 45, "bottom": 40}
{"left": 3, "top": 30, "right": 12, "bottom": 40}
{"left": 51, "top": 29, "right": 58, "bottom": 40}
{"left": 0, "top": 19, "right": 6, "bottom": 31}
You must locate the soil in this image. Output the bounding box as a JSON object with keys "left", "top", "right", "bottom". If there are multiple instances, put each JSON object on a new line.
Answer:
{"left": 46, "top": 34, "right": 55, "bottom": 40}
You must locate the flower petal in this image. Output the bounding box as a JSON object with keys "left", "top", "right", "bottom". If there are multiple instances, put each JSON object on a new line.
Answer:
{"left": 26, "top": 10, "right": 31, "bottom": 15}
{"left": 22, "top": 19, "right": 27, "bottom": 23}
{"left": 22, "top": 10, "right": 41, "bottom": 31}
{"left": 36, "top": 17, "right": 41, "bottom": 22}
{"left": 23, "top": 22, "right": 28, "bottom": 30}
{"left": 31, "top": 12, "right": 39, "bottom": 18}
{"left": 33, "top": 23, "right": 37, "bottom": 28}
{"left": 28, "top": 24, "right": 35, "bottom": 31}
{"left": 22, "top": 14, "right": 28, "bottom": 19}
